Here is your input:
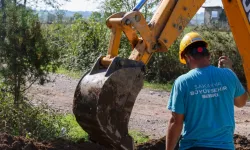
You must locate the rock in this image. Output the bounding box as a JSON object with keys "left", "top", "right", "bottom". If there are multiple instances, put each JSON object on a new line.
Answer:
{"left": 150, "top": 91, "right": 155, "bottom": 95}
{"left": 23, "top": 142, "right": 37, "bottom": 150}
{"left": 12, "top": 141, "right": 22, "bottom": 149}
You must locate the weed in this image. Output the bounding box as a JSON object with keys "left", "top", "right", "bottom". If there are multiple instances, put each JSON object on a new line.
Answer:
{"left": 60, "top": 114, "right": 88, "bottom": 142}
{"left": 129, "top": 130, "right": 150, "bottom": 144}
{"left": 56, "top": 67, "right": 83, "bottom": 79}
{"left": 144, "top": 81, "right": 173, "bottom": 92}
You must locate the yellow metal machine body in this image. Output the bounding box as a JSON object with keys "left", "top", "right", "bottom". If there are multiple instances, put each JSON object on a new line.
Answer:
{"left": 222, "top": 0, "right": 250, "bottom": 92}
{"left": 102, "top": 0, "right": 206, "bottom": 65}
{"left": 101, "top": 0, "right": 250, "bottom": 91}
{"left": 73, "top": 0, "right": 250, "bottom": 149}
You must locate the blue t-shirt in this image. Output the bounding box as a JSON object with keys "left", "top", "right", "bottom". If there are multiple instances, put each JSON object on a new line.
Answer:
{"left": 167, "top": 65, "right": 246, "bottom": 150}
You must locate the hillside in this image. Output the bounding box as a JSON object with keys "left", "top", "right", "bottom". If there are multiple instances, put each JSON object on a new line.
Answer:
{"left": 36, "top": 10, "right": 92, "bottom": 22}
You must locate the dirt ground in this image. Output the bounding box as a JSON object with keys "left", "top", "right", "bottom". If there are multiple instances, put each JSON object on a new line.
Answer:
{"left": 22, "top": 74, "right": 250, "bottom": 149}
{"left": 26, "top": 74, "right": 250, "bottom": 140}
{"left": 0, "top": 133, "right": 250, "bottom": 150}
{"left": 0, "top": 132, "right": 250, "bottom": 150}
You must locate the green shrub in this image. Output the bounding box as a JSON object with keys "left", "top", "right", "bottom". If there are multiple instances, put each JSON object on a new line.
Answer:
{"left": 0, "top": 87, "right": 87, "bottom": 141}
{"left": 44, "top": 18, "right": 109, "bottom": 72}
{"left": 146, "top": 26, "right": 245, "bottom": 84}
{"left": 45, "top": 18, "right": 245, "bottom": 85}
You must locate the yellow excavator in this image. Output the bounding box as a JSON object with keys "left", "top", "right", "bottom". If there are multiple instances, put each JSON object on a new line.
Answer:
{"left": 73, "top": 0, "right": 250, "bottom": 149}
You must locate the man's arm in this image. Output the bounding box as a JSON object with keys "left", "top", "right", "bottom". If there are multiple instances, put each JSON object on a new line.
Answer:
{"left": 234, "top": 92, "right": 248, "bottom": 108}
{"left": 166, "top": 112, "right": 184, "bottom": 150}
{"left": 218, "top": 56, "right": 248, "bottom": 108}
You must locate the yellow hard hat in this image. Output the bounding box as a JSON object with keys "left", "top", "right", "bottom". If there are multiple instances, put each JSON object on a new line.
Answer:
{"left": 179, "top": 32, "right": 208, "bottom": 64}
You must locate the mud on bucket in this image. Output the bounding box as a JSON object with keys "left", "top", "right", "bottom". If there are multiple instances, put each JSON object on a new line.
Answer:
{"left": 73, "top": 57, "right": 145, "bottom": 150}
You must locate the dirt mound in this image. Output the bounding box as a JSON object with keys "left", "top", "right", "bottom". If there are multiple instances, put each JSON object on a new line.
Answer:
{"left": 0, "top": 133, "right": 106, "bottom": 150}
{"left": 0, "top": 133, "right": 249, "bottom": 150}
{"left": 136, "top": 134, "right": 250, "bottom": 150}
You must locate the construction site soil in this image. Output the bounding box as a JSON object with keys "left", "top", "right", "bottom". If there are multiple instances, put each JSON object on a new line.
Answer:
{"left": 14, "top": 74, "right": 250, "bottom": 149}
{"left": 0, "top": 133, "right": 249, "bottom": 150}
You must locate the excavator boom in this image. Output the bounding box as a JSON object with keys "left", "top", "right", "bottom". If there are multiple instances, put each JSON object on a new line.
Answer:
{"left": 222, "top": 0, "right": 250, "bottom": 91}
{"left": 73, "top": 0, "right": 250, "bottom": 149}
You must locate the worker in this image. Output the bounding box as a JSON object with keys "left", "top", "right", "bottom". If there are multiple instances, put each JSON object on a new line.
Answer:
{"left": 166, "top": 32, "right": 248, "bottom": 150}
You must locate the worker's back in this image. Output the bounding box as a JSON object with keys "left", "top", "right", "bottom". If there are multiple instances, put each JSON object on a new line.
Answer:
{"left": 168, "top": 65, "right": 246, "bottom": 149}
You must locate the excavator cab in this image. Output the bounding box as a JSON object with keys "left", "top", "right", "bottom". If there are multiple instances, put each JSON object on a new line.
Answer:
{"left": 73, "top": 0, "right": 250, "bottom": 149}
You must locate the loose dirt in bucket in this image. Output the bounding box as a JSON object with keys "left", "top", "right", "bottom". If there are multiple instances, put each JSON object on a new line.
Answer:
{"left": 0, "top": 133, "right": 249, "bottom": 150}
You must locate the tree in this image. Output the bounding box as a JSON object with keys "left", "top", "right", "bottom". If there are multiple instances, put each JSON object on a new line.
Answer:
{"left": 89, "top": 11, "right": 103, "bottom": 22}
{"left": 0, "top": 1, "right": 60, "bottom": 104}
{"left": 47, "top": 12, "right": 56, "bottom": 23}
{"left": 87, "top": 0, "right": 160, "bottom": 20}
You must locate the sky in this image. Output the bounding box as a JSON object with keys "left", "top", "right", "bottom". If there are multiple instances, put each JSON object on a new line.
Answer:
{"left": 60, "top": 0, "right": 222, "bottom": 12}
{"left": 61, "top": 0, "right": 100, "bottom": 11}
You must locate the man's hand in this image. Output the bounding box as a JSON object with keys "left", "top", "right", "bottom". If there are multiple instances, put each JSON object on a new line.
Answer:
{"left": 218, "top": 56, "right": 233, "bottom": 70}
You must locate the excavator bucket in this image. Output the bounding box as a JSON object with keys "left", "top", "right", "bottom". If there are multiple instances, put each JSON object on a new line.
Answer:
{"left": 73, "top": 57, "right": 145, "bottom": 150}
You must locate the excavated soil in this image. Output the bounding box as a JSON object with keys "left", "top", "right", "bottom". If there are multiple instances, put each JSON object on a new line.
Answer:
{"left": 22, "top": 74, "right": 250, "bottom": 149}
{"left": 0, "top": 133, "right": 249, "bottom": 150}
{"left": 136, "top": 134, "right": 250, "bottom": 150}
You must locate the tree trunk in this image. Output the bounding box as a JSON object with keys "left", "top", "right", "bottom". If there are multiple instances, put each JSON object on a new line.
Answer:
{"left": 24, "top": 0, "right": 27, "bottom": 7}
{"left": 14, "top": 74, "right": 19, "bottom": 105}
{"left": 1, "top": 0, "right": 6, "bottom": 41}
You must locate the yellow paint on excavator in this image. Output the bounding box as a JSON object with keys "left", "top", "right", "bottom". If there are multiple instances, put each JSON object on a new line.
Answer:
{"left": 222, "top": 0, "right": 250, "bottom": 92}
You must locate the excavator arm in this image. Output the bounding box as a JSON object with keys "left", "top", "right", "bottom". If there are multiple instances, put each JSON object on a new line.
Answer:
{"left": 73, "top": 0, "right": 250, "bottom": 149}
{"left": 102, "top": 0, "right": 205, "bottom": 65}
{"left": 222, "top": 0, "right": 250, "bottom": 91}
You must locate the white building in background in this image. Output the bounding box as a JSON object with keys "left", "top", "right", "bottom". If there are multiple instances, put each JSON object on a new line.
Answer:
{"left": 203, "top": 6, "right": 223, "bottom": 26}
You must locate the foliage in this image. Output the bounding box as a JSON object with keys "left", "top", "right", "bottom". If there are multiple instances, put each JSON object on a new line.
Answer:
{"left": 56, "top": 67, "right": 83, "bottom": 79}
{"left": 145, "top": 26, "right": 245, "bottom": 85}
{"left": 99, "top": 0, "right": 161, "bottom": 20}
{"left": 144, "top": 81, "right": 173, "bottom": 92}
{"left": 219, "top": 9, "right": 227, "bottom": 22}
{"left": 0, "top": 85, "right": 88, "bottom": 142}
{"left": 59, "top": 114, "right": 88, "bottom": 142}
{"left": 194, "top": 26, "right": 245, "bottom": 84}
{"left": 44, "top": 1, "right": 245, "bottom": 86}
{"left": 0, "top": 2, "right": 60, "bottom": 104}
{"left": 24, "top": 0, "right": 70, "bottom": 10}
{"left": 129, "top": 130, "right": 149, "bottom": 144}
{"left": 0, "top": 89, "right": 61, "bottom": 140}
{"left": 46, "top": 17, "right": 245, "bottom": 85}
{"left": 44, "top": 17, "right": 109, "bottom": 72}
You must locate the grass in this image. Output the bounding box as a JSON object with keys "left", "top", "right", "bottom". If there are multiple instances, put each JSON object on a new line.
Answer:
{"left": 129, "top": 130, "right": 150, "bottom": 144}
{"left": 143, "top": 81, "right": 173, "bottom": 92}
{"left": 60, "top": 114, "right": 89, "bottom": 141}
{"left": 56, "top": 67, "right": 173, "bottom": 91}
{"left": 54, "top": 68, "right": 167, "bottom": 144}
{"left": 56, "top": 67, "right": 83, "bottom": 79}
{"left": 60, "top": 114, "right": 149, "bottom": 144}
